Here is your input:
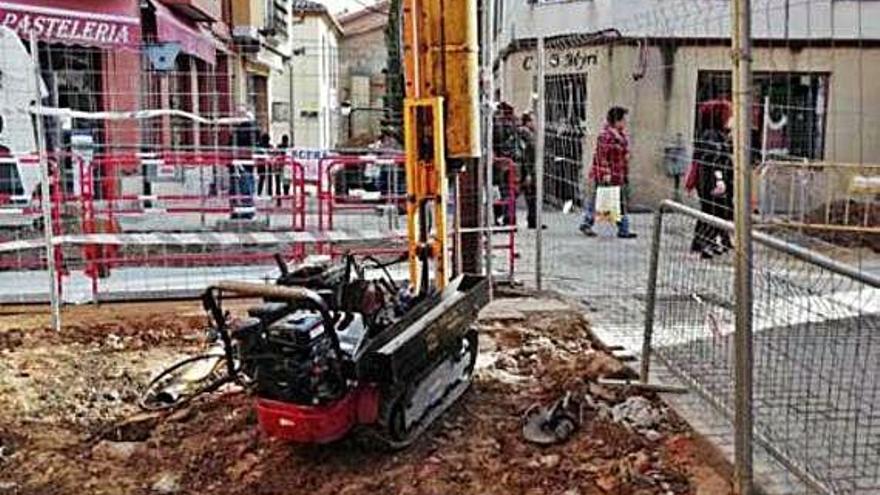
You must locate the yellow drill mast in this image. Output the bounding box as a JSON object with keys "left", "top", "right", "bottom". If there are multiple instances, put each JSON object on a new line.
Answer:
{"left": 401, "top": 0, "right": 481, "bottom": 295}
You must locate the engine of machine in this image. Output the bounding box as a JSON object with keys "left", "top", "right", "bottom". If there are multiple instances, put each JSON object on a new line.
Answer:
{"left": 252, "top": 311, "right": 346, "bottom": 405}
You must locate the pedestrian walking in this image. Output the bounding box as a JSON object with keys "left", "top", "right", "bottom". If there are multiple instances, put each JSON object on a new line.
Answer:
{"left": 517, "top": 113, "right": 539, "bottom": 229}
{"left": 231, "top": 112, "right": 259, "bottom": 220}
{"left": 277, "top": 134, "right": 291, "bottom": 197}
{"left": 257, "top": 133, "right": 274, "bottom": 197}
{"left": 579, "top": 106, "right": 637, "bottom": 238}
{"left": 689, "top": 99, "right": 734, "bottom": 258}
{"left": 492, "top": 102, "right": 519, "bottom": 226}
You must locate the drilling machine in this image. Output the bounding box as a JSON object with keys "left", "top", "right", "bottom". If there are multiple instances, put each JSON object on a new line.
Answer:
{"left": 198, "top": 0, "right": 485, "bottom": 447}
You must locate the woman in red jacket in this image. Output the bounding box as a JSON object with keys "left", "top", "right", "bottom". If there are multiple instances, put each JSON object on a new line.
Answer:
{"left": 579, "top": 106, "right": 637, "bottom": 238}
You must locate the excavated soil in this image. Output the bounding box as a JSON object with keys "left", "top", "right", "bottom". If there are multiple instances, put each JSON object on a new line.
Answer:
{"left": 803, "top": 200, "right": 880, "bottom": 252}
{"left": 0, "top": 299, "right": 732, "bottom": 495}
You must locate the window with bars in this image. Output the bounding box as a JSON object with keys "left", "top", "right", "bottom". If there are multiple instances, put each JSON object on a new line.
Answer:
{"left": 544, "top": 72, "right": 588, "bottom": 205}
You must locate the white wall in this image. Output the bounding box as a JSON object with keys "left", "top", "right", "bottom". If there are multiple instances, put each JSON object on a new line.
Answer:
{"left": 339, "top": 25, "right": 387, "bottom": 140}
{"left": 497, "top": 0, "right": 880, "bottom": 54}
{"left": 291, "top": 15, "right": 341, "bottom": 149}
{"left": 500, "top": 41, "right": 880, "bottom": 205}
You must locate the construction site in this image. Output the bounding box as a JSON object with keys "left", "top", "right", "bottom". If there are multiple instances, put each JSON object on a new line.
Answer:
{"left": 1, "top": 0, "right": 880, "bottom": 494}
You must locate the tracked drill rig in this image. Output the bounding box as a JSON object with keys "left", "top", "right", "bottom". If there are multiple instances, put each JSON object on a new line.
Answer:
{"left": 196, "top": 0, "right": 485, "bottom": 447}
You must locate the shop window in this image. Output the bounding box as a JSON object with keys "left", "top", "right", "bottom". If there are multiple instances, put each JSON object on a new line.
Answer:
{"left": 37, "top": 43, "right": 105, "bottom": 196}
{"left": 544, "top": 73, "right": 588, "bottom": 205}
{"left": 38, "top": 44, "right": 104, "bottom": 151}
{"left": 695, "top": 71, "right": 829, "bottom": 161}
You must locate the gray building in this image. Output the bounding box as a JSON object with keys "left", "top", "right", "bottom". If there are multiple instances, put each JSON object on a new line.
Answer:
{"left": 338, "top": 1, "right": 389, "bottom": 144}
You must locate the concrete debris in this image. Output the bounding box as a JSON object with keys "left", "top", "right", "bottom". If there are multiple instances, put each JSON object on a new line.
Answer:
{"left": 611, "top": 396, "right": 668, "bottom": 433}
{"left": 644, "top": 429, "right": 664, "bottom": 442}
{"left": 92, "top": 441, "right": 141, "bottom": 461}
{"left": 0, "top": 482, "right": 18, "bottom": 493}
{"left": 151, "top": 472, "right": 182, "bottom": 494}
{"left": 540, "top": 454, "right": 561, "bottom": 469}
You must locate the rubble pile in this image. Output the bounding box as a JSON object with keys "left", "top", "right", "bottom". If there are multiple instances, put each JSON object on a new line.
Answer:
{"left": 0, "top": 299, "right": 732, "bottom": 494}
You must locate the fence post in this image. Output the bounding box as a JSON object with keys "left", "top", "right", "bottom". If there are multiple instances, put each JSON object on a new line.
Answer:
{"left": 481, "top": 0, "right": 495, "bottom": 297}
{"left": 731, "top": 0, "right": 755, "bottom": 492}
{"left": 640, "top": 206, "right": 665, "bottom": 383}
{"left": 534, "top": 37, "right": 546, "bottom": 291}
{"left": 30, "top": 33, "right": 61, "bottom": 332}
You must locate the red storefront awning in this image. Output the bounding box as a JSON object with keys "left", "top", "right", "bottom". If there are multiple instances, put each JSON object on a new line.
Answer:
{"left": 0, "top": 0, "right": 140, "bottom": 48}
{"left": 152, "top": 0, "right": 215, "bottom": 65}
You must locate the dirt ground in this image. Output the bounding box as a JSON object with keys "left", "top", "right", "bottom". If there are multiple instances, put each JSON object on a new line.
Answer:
{"left": 804, "top": 200, "right": 880, "bottom": 252}
{"left": 0, "top": 298, "right": 732, "bottom": 495}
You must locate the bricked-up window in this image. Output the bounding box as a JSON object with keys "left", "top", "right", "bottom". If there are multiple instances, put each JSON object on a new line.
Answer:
{"left": 544, "top": 73, "right": 588, "bottom": 205}
{"left": 696, "top": 71, "right": 829, "bottom": 161}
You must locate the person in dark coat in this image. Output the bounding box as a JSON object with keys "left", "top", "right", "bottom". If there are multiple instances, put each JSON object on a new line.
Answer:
{"left": 517, "top": 113, "right": 538, "bottom": 229}
{"left": 230, "top": 113, "right": 259, "bottom": 219}
{"left": 691, "top": 99, "right": 734, "bottom": 258}
{"left": 492, "top": 102, "right": 518, "bottom": 226}
{"left": 277, "top": 134, "right": 291, "bottom": 197}
{"left": 256, "top": 132, "right": 273, "bottom": 196}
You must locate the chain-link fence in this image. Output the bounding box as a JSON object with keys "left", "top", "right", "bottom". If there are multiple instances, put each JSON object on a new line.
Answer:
{"left": 2, "top": 0, "right": 880, "bottom": 491}
{"left": 488, "top": 1, "right": 880, "bottom": 492}
{"left": 759, "top": 160, "right": 880, "bottom": 240}
{"left": 643, "top": 200, "right": 880, "bottom": 494}
{"left": 0, "top": 4, "right": 415, "bottom": 306}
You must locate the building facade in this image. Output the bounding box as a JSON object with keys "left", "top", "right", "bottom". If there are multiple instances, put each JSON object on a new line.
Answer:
{"left": 231, "top": 0, "right": 295, "bottom": 145}
{"left": 338, "top": 1, "right": 389, "bottom": 144}
{"left": 0, "top": 0, "right": 143, "bottom": 154}
{"left": 493, "top": 0, "right": 880, "bottom": 206}
{"left": 288, "top": 1, "right": 341, "bottom": 150}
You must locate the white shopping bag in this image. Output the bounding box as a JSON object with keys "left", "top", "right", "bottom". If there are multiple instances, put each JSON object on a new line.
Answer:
{"left": 594, "top": 185, "right": 622, "bottom": 225}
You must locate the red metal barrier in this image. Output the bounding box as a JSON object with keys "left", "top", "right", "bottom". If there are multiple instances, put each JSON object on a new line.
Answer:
{"left": 93, "top": 151, "right": 305, "bottom": 221}
{"left": 317, "top": 155, "right": 406, "bottom": 231}
{"left": 0, "top": 150, "right": 521, "bottom": 303}
{"left": 322, "top": 155, "right": 519, "bottom": 278}
{"left": 493, "top": 157, "right": 518, "bottom": 279}
{"left": 79, "top": 150, "right": 309, "bottom": 299}
{"left": 314, "top": 155, "right": 406, "bottom": 255}
{"left": 10, "top": 152, "right": 82, "bottom": 296}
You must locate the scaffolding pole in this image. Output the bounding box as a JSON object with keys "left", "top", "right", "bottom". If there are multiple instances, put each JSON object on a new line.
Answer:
{"left": 481, "top": 0, "right": 495, "bottom": 296}
{"left": 534, "top": 37, "right": 545, "bottom": 291}
{"left": 731, "top": 0, "right": 755, "bottom": 492}
{"left": 30, "top": 33, "right": 61, "bottom": 332}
